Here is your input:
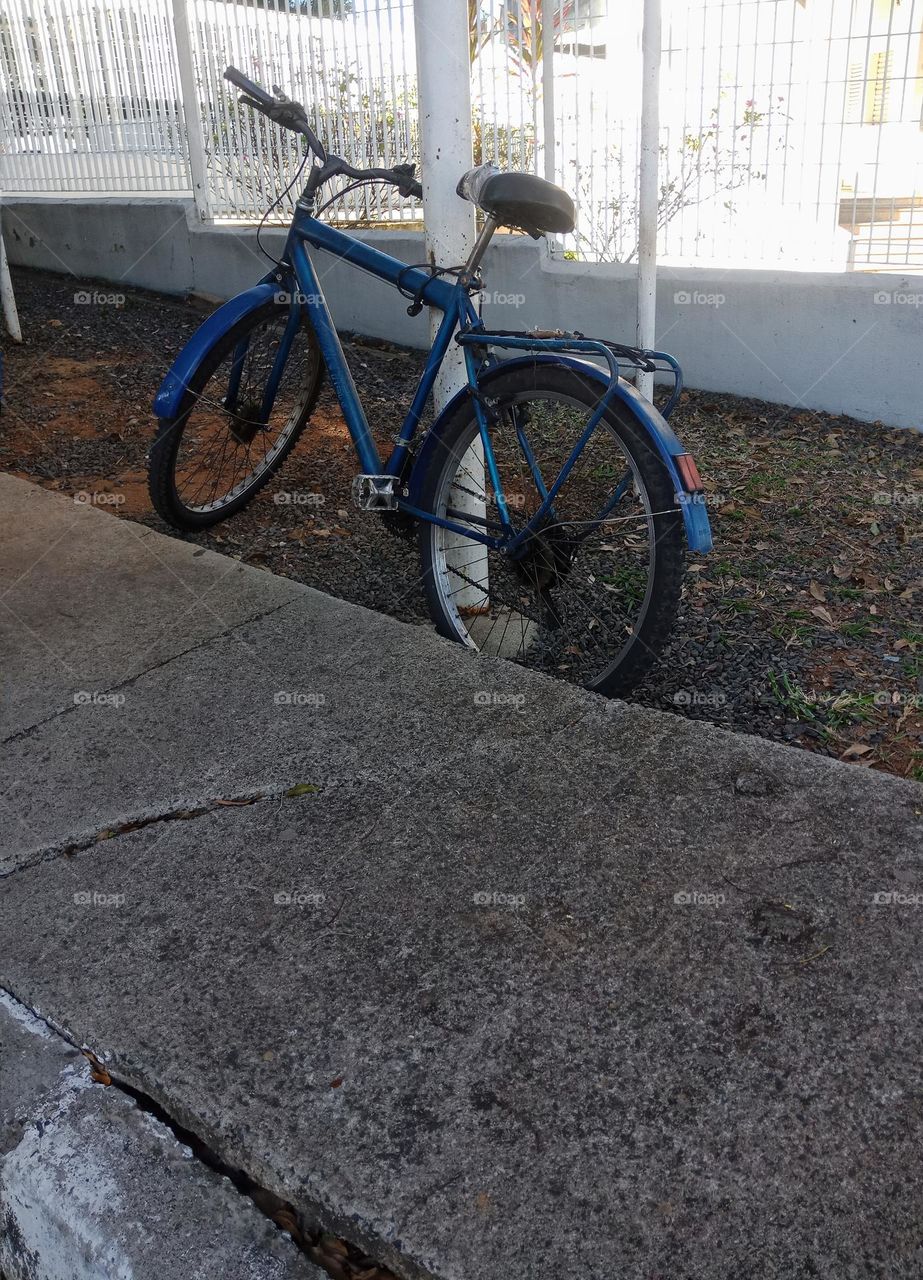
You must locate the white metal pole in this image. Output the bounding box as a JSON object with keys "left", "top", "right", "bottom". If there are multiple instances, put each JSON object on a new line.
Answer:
{"left": 541, "top": 0, "right": 555, "bottom": 185}
{"left": 413, "top": 0, "right": 475, "bottom": 407}
{"left": 413, "top": 0, "right": 490, "bottom": 619}
{"left": 172, "top": 0, "right": 210, "bottom": 222}
{"left": 637, "top": 0, "right": 661, "bottom": 401}
{"left": 0, "top": 224, "right": 22, "bottom": 345}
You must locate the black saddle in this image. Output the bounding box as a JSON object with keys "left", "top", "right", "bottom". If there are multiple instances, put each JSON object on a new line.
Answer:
{"left": 457, "top": 167, "right": 576, "bottom": 237}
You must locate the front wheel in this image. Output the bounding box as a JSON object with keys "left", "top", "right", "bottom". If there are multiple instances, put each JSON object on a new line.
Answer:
{"left": 417, "top": 362, "right": 685, "bottom": 698}
{"left": 149, "top": 299, "right": 323, "bottom": 530}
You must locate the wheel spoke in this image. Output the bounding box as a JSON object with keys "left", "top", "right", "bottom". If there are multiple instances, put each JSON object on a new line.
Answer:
{"left": 164, "top": 309, "right": 321, "bottom": 517}
{"left": 425, "top": 371, "right": 681, "bottom": 693}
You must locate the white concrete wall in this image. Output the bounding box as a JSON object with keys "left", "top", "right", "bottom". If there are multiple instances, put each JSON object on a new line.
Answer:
{"left": 3, "top": 198, "right": 921, "bottom": 429}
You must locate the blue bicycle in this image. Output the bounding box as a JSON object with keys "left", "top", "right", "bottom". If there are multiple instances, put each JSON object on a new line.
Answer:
{"left": 150, "top": 67, "right": 712, "bottom": 696}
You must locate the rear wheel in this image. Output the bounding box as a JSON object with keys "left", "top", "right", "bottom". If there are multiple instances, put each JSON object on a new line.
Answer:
{"left": 417, "top": 362, "right": 685, "bottom": 698}
{"left": 149, "top": 300, "right": 323, "bottom": 530}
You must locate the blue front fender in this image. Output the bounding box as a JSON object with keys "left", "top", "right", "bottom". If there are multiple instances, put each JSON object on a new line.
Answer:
{"left": 408, "top": 354, "right": 713, "bottom": 554}
{"left": 152, "top": 282, "right": 282, "bottom": 419}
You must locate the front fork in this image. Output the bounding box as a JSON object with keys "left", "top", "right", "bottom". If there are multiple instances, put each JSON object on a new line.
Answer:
{"left": 223, "top": 290, "right": 302, "bottom": 426}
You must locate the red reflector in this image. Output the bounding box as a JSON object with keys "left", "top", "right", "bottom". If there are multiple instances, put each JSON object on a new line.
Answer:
{"left": 676, "top": 453, "right": 703, "bottom": 493}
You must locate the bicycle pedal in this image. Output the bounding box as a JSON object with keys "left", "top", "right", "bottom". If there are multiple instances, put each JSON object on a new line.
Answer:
{"left": 352, "top": 474, "right": 397, "bottom": 512}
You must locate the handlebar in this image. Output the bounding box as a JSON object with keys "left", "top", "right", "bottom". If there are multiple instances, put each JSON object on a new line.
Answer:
{"left": 224, "top": 65, "right": 275, "bottom": 111}
{"left": 224, "top": 65, "right": 422, "bottom": 202}
{"left": 224, "top": 65, "right": 326, "bottom": 162}
{"left": 316, "top": 155, "right": 423, "bottom": 201}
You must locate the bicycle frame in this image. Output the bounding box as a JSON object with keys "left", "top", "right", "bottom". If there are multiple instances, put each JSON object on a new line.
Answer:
{"left": 154, "top": 203, "right": 713, "bottom": 555}
{"left": 285, "top": 213, "right": 480, "bottom": 484}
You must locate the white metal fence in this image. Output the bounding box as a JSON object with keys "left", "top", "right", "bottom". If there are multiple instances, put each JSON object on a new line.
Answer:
{"left": 0, "top": 0, "right": 189, "bottom": 194}
{"left": 1, "top": 0, "right": 922, "bottom": 269}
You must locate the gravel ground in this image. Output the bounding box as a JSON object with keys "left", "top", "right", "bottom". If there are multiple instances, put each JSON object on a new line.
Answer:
{"left": 3, "top": 265, "right": 921, "bottom": 780}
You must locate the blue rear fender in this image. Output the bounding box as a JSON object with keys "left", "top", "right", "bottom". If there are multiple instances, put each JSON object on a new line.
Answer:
{"left": 407, "top": 354, "right": 713, "bottom": 554}
{"left": 152, "top": 282, "right": 283, "bottom": 419}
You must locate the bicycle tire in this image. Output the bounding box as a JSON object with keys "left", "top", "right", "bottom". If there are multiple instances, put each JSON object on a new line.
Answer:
{"left": 149, "top": 301, "right": 323, "bottom": 531}
{"left": 416, "top": 361, "right": 685, "bottom": 698}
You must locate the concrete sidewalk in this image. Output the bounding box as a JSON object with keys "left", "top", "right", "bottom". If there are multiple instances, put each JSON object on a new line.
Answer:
{"left": 2, "top": 474, "right": 922, "bottom": 1280}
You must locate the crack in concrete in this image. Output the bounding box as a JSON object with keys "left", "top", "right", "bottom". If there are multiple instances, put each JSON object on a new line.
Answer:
{"left": 0, "top": 780, "right": 324, "bottom": 881}
{"left": 1, "top": 597, "right": 298, "bottom": 746}
{"left": 0, "top": 984, "right": 412, "bottom": 1280}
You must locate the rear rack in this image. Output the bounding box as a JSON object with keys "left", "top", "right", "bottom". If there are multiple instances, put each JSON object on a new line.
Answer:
{"left": 454, "top": 326, "right": 684, "bottom": 419}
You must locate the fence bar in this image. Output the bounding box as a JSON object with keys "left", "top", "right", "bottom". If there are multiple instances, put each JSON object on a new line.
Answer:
{"left": 172, "top": 0, "right": 209, "bottom": 220}
{"left": 541, "top": 0, "right": 555, "bottom": 184}
{"left": 0, "top": 0, "right": 921, "bottom": 268}
{"left": 0, "top": 222, "right": 23, "bottom": 343}
{"left": 637, "top": 0, "right": 661, "bottom": 399}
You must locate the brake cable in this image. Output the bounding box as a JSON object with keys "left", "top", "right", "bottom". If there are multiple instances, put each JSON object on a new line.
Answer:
{"left": 396, "top": 262, "right": 469, "bottom": 317}
{"left": 313, "top": 177, "right": 391, "bottom": 219}
{"left": 256, "top": 147, "right": 311, "bottom": 268}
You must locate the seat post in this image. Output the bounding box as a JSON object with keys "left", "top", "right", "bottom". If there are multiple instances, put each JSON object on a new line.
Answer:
{"left": 462, "top": 214, "right": 499, "bottom": 282}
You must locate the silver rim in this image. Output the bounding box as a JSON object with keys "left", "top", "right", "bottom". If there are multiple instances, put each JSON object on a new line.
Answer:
{"left": 429, "top": 391, "right": 658, "bottom": 688}
{"left": 172, "top": 314, "right": 319, "bottom": 515}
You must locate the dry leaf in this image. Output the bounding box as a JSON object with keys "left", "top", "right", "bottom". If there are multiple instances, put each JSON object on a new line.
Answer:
{"left": 811, "top": 605, "right": 834, "bottom": 626}
{"left": 841, "top": 743, "right": 873, "bottom": 759}
{"left": 809, "top": 581, "right": 826, "bottom": 602}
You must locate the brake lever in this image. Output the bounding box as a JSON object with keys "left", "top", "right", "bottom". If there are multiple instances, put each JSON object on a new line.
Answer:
{"left": 239, "top": 88, "right": 326, "bottom": 162}
{"left": 392, "top": 163, "right": 422, "bottom": 200}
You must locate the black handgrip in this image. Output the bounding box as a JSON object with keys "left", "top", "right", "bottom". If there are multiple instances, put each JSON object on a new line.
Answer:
{"left": 391, "top": 163, "right": 422, "bottom": 200}
{"left": 224, "top": 66, "right": 274, "bottom": 111}
{"left": 225, "top": 65, "right": 327, "bottom": 162}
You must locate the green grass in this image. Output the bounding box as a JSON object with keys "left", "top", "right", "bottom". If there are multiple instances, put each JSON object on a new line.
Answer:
{"left": 602, "top": 564, "right": 647, "bottom": 609}
{"left": 742, "top": 471, "right": 787, "bottom": 498}
{"left": 904, "top": 653, "right": 923, "bottom": 679}
{"left": 768, "top": 671, "right": 819, "bottom": 722}
{"left": 840, "top": 619, "right": 872, "bottom": 639}
{"left": 768, "top": 672, "right": 875, "bottom": 733}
